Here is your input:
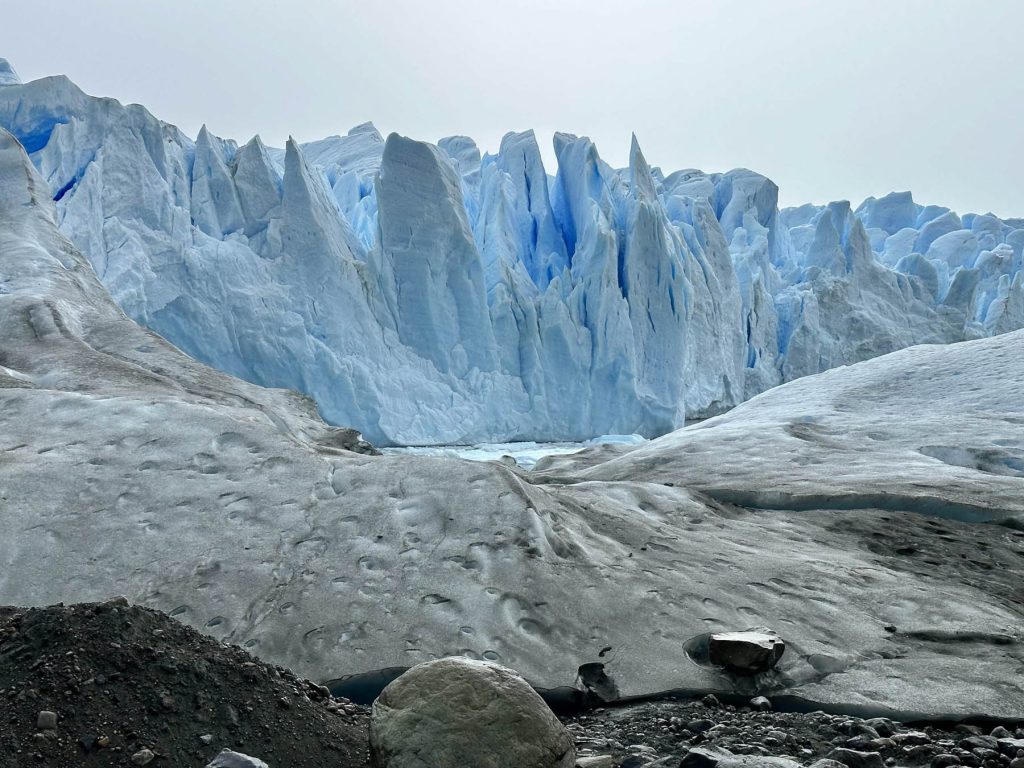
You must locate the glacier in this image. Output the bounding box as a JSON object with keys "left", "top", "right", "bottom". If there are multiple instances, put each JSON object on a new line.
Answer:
{"left": 1, "top": 124, "right": 1022, "bottom": 717}
{"left": 0, "top": 60, "right": 1022, "bottom": 445}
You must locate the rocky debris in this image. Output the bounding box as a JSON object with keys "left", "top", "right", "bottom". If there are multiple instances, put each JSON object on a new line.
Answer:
{"left": 206, "top": 749, "right": 271, "bottom": 767}
{"left": 708, "top": 629, "right": 786, "bottom": 675}
{"left": 369, "top": 657, "right": 575, "bottom": 767}
{"left": 563, "top": 696, "right": 1024, "bottom": 768}
{"left": 751, "top": 697, "right": 772, "bottom": 712}
{"left": 576, "top": 757, "right": 615, "bottom": 768}
{"left": 0, "top": 599, "right": 370, "bottom": 767}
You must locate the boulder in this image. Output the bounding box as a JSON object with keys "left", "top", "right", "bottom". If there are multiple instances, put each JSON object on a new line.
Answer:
{"left": 708, "top": 629, "right": 785, "bottom": 675}
{"left": 369, "top": 657, "right": 575, "bottom": 768}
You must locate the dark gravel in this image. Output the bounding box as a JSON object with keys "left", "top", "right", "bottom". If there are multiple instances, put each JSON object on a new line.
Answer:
{"left": 564, "top": 696, "right": 1024, "bottom": 768}
{"left": 0, "top": 599, "right": 370, "bottom": 767}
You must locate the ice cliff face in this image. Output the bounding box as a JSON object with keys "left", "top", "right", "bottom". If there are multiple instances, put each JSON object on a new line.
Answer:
{"left": 1, "top": 67, "right": 1021, "bottom": 444}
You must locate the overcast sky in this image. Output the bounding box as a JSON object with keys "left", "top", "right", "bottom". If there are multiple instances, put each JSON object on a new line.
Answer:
{"left": 4, "top": 0, "right": 1023, "bottom": 216}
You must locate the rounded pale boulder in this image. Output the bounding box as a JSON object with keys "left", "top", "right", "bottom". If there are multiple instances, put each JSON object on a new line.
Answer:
{"left": 369, "top": 657, "right": 575, "bottom": 768}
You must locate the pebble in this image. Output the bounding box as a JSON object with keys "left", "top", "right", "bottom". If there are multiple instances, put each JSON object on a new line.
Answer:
{"left": 687, "top": 719, "right": 715, "bottom": 734}
{"left": 828, "top": 747, "right": 885, "bottom": 768}
{"left": 576, "top": 757, "right": 614, "bottom": 768}
{"left": 36, "top": 710, "right": 57, "bottom": 730}
{"left": 865, "top": 719, "right": 897, "bottom": 738}
{"left": 131, "top": 748, "right": 156, "bottom": 765}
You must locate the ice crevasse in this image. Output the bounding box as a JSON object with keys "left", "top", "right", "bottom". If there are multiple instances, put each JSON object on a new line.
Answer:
{"left": 0, "top": 59, "right": 1021, "bottom": 445}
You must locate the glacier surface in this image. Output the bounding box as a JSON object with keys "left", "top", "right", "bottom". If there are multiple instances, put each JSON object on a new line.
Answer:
{"left": 1, "top": 65, "right": 1023, "bottom": 444}
{"left": 0, "top": 127, "right": 1022, "bottom": 717}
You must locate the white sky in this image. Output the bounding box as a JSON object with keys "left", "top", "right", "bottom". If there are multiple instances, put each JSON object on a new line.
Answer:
{"left": 4, "top": 0, "right": 1023, "bottom": 216}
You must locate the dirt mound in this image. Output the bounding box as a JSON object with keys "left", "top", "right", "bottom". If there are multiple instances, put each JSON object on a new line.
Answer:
{"left": 0, "top": 599, "right": 369, "bottom": 767}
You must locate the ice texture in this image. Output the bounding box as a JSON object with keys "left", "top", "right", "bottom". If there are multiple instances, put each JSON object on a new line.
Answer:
{"left": 1, "top": 67, "right": 1022, "bottom": 445}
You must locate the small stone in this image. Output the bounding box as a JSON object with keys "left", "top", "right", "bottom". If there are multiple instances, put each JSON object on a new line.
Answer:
{"left": 687, "top": 719, "right": 715, "bottom": 734}
{"left": 828, "top": 748, "right": 885, "bottom": 768}
{"left": 811, "top": 761, "right": 852, "bottom": 768}
{"left": 957, "top": 726, "right": 984, "bottom": 736}
{"left": 96, "top": 735, "right": 110, "bottom": 748}
{"left": 1009, "top": 759, "right": 1024, "bottom": 768}
{"left": 200, "top": 734, "right": 214, "bottom": 745}
{"left": 131, "top": 748, "right": 156, "bottom": 766}
{"left": 750, "top": 696, "right": 772, "bottom": 711}
{"left": 991, "top": 728, "right": 1013, "bottom": 740}
{"left": 998, "top": 739, "right": 1024, "bottom": 756}
{"left": 895, "top": 732, "right": 932, "bottom": 746}
{"left": 960, "top": 737, "right": 999, "bottom": 752}
{"left": 932, "top": 755, "right": 962, "bottom": 768}
{"left": 702, "top": 694, "right": 721, "bottom": 708}
{"left": 576, "top": 757, "right": 614, "bottom": 768}
{"left": 865, "top": 719, "right": 897, "bottom": 738}
{"left": 79, "top": 734, "right": 97, "bottom": 753}
{"left": 36, "top": 711, "right": 57, "bottom": 730}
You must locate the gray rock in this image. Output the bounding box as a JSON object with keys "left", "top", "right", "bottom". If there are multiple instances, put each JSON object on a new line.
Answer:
{"left": 865, "top": 719, "right": 897, "bottom": 738}
{"left": 991, "top": 727, "right": 1013, "bottom": 740}
{"left": 688, "top": 719, "right": 716, "bottom": 734}
{"left": 931, "top": 755, "right": 961, "bottom": 768}
{"left": 35, "top": 711, "right": 57, "bottom": 730}
{"left": 681, "top": 747, "right": 802, "bottom": 768}
{"left": 206, "top": 750, "right": 270, "bottom": 768}
{"left": 750, "top": 696, "right": 772, "bottom": 711}
{"left": 708, "top": 629, "right": 785, "bottom": 675}
{"left": 895, "top": 732, "right": 932, "bottom": 746}
{"left": 369, "top": 657, "right": 575, "bottom": 768}
{"left": 575, "top": 757, "right": 613, "bottom": 768}
{"left": 131, "top": 749, "right": 156, "bottom": 766}
{"left": 827, "top": 748, "right": 885, "bottom": 768}
{"left": 810, "top": 761, "right": 850, "bottom": 768}
{"left": 959, "top": 736, "right": 999, "bottom": 752}
{"left": 999, "top": 739, "right": 1024, "bottom": 756}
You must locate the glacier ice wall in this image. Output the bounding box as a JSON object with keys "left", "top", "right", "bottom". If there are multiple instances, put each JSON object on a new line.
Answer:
{"left": 1, "top": 69, "right": 1022, "bottom": 445}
